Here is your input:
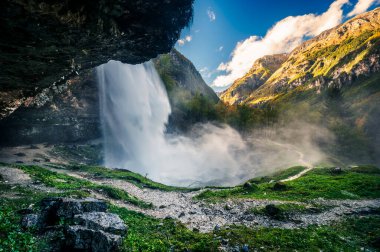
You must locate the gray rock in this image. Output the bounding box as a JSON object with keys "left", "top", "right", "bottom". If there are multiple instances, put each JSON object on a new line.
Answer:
{"left": 66, "top": 225, "right": 123, "bottom": 252}
{"left": 21, "top": 214, "right": 40, "bottom": 228}
{"left": 74, "top": 212, "right": 127, "bottom": 235}
{"left": 57, "top": 198, "right": 107, "bottom": 219}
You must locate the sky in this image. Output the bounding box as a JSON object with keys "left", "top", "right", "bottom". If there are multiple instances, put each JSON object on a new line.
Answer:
{"left": 175, "top": 0, "right": 380, "bottom": 92}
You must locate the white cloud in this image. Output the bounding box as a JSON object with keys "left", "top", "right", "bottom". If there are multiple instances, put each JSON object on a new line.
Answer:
{"left": 347, "top": 0, "right": 379, "bottom": 17}
{"left": 218, "top": 46, "right": 224, "bottom": 52}
{"left": 199, "top": 67, "right": 213, "bottom": 79}
{"left": 177, "top": 35, "right": 192, "bottom": 46}
{"left": 212, "top": 0, "right": 350, "bottom": 88}
{"left": 207, "top": 9, "right": 216, "bottom": 22}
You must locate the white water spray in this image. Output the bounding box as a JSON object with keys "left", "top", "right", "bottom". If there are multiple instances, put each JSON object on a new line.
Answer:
{"left": 97, "top": 61, "right": 330, "bottom": 186}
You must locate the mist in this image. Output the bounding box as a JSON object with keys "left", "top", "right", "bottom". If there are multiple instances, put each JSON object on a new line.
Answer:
{"left": 97, "top": 61, "right": 334, "bottom": 187}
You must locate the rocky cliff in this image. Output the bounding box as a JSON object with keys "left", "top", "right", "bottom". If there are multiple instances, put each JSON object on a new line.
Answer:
{"left": 154, "top": 49, "right": 219, "bottom": 130}
{"left": 220, "top": 54, "right": 288, "bottom": 105}
{"left": 0, "top": 49, "right": 218, "bottom": 145}
{"left": 154, "top": 49, "right": 219, "bottom": 103}
{"left": 0, "top": 0, "right": 194, "bottom": 119}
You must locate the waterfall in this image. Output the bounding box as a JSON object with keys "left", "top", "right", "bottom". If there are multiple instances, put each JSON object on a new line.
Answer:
{"left": 97, "top": 60, "right": 254, "bottom": 186}
{"left": 97, "top": 60, "right": 171, "bottom": 177}
{"left": 97, "top": 60, "right": 321, "bottom": 187}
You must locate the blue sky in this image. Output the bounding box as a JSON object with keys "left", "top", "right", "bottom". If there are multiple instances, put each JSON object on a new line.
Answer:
{"left": 175, "top": 0, "right": 380, "bottom": 92}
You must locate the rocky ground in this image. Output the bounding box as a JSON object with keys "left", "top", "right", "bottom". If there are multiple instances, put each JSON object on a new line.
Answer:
{"left": 1, "top": 145, "right": 379, "bottom": 234}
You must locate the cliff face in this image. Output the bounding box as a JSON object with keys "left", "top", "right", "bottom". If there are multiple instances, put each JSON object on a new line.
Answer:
{"left": 220, "top": 54, "right": 288, "bottom": 105}
{"left": 0, "top": 49, "right": 219, "bottom": 145}
{"left": 154, "top": 49, "right": 219, "bottom": 103}
{"left": 0, "top": 0, "right": 194, "bottom": 119}
{"left": 154, "top": 49, "right": 219, "bottom": 130}
{"left": 0, "top": 70, "right": 100, "bottom": 145}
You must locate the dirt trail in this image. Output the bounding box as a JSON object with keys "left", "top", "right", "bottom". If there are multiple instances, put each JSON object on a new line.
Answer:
{"left": 44, "top": 166, "right": 380, "bottom": 232}
{"left": 0, "top": 166, "right": 63, "bottom": 195}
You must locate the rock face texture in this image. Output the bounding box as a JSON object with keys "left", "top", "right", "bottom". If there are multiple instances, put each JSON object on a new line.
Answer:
{"left": 0, "top": 0, "right": 194, "bottom": 119}
{"left": 21, "top": 197, "right": 127, "bottom": 252}
{"left": 154, "top": 49, "right": 219, "bottom": 130}
{"left": 0, "top": 70, "right": 100, "bottom": 145}
{"left": 220, "top": 54, "right": 288, "bottom": 105}
{"left": 154, "top": 49, "right": 219, "bottom": 103}
{"left": 0, "top": 49, "right": 218, "bottom": 145}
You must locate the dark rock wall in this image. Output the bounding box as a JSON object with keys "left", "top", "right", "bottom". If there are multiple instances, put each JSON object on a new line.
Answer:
{"left": 0, "top": 71, "right": 100, "bottom": 145}
{"left": 0, "top": 0, "right": 194, "bottom": 118}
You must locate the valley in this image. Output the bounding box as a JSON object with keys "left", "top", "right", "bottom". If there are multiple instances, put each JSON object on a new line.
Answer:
{"left": 1, "top": 1, "right": 380, "bottom": 251}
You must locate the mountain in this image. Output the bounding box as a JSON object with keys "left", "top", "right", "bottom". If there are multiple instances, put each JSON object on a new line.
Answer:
{"left": 221, "top": 8, "right": 380, "bottom": 106}
{"left": 220, "top": 54, "right": 288, "bottom": 105}
{"left": 154, "top": 49, "right": 219, "bottom": 130}
{"left": 154, "top": 49, "right": 219, "bottom": 103}
{"left": 220, "top": 8, "right": 380, "bottom": 165}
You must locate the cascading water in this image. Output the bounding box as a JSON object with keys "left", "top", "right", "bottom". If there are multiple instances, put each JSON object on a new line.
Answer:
{"left": 97, "top": 60, "right": 325, "bottom": 187}
{"left": 97, "top": 60, "right": 255, "bottom": 186}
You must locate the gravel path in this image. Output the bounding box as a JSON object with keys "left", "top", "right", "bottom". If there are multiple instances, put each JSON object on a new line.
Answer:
{"left": 44, "top": 166, "right": 380, "bottom": 232}
{"left": 0, "top": 166, "right": 63, "bottom": 194}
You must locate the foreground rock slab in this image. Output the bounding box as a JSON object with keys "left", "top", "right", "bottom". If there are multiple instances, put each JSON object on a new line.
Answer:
{"left": 21, "top": 197, "right": 127, "bottom": 252}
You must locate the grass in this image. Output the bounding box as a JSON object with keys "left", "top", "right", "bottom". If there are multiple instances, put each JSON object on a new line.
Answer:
{"left": 1, "top": 163, "right": 380, "bottom": 251}
{"left": 247, "top": 166, "right": 307, "bottom": 184}
{"left": 111, "top": 204, "right": 380, "bottom": 251}
{"left": 11, "top": 164, "right": 152, "bottom": 209}
{"left": 110, "top": 205, "right": 218, "bottom": 251}
{"left": 215, "top": 216, "right": 380, "bottom": 251}
{"left": 47, "top": 163, "right": 195, "bottom": 192}
{"left": 195, "top": 165, "right": 380, "bottom": 202}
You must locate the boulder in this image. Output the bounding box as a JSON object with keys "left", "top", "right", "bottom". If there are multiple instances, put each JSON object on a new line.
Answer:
{"left": 22, "top": 197, "right": 126, "bottom": 252}
{"left": 73, "top": 212, "right": 127, "bottom": 235}
{"left": 57, "top": 198, "right": 107, "bottom": 219}
{"left": 21, "top": 214, "right": 40, "bottom": 228}
{"left": 66, "top": 225, "right": 123, "bottom": 252}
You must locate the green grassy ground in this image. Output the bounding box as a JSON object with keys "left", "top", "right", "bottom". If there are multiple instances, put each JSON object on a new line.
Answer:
{"left": 196, "top": 165, "right": 380, "bottom": 202}
{"left": 13, "top": 164, "right": 152, "bottom": 208}
{"left": 1, "top": 164, "right": 379, "bottom": 251}
{"left": 47, "top": 163, "right": 195, "bottom": 192}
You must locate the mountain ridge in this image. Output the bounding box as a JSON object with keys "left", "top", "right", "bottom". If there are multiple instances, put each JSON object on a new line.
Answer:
{"left": 220, "top": 7, "right": 380, "bottom": 106}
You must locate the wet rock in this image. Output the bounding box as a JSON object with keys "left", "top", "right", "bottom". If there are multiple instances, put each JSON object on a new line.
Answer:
{"left": 74, "top": 212, "right": 127, "bottom": 235}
